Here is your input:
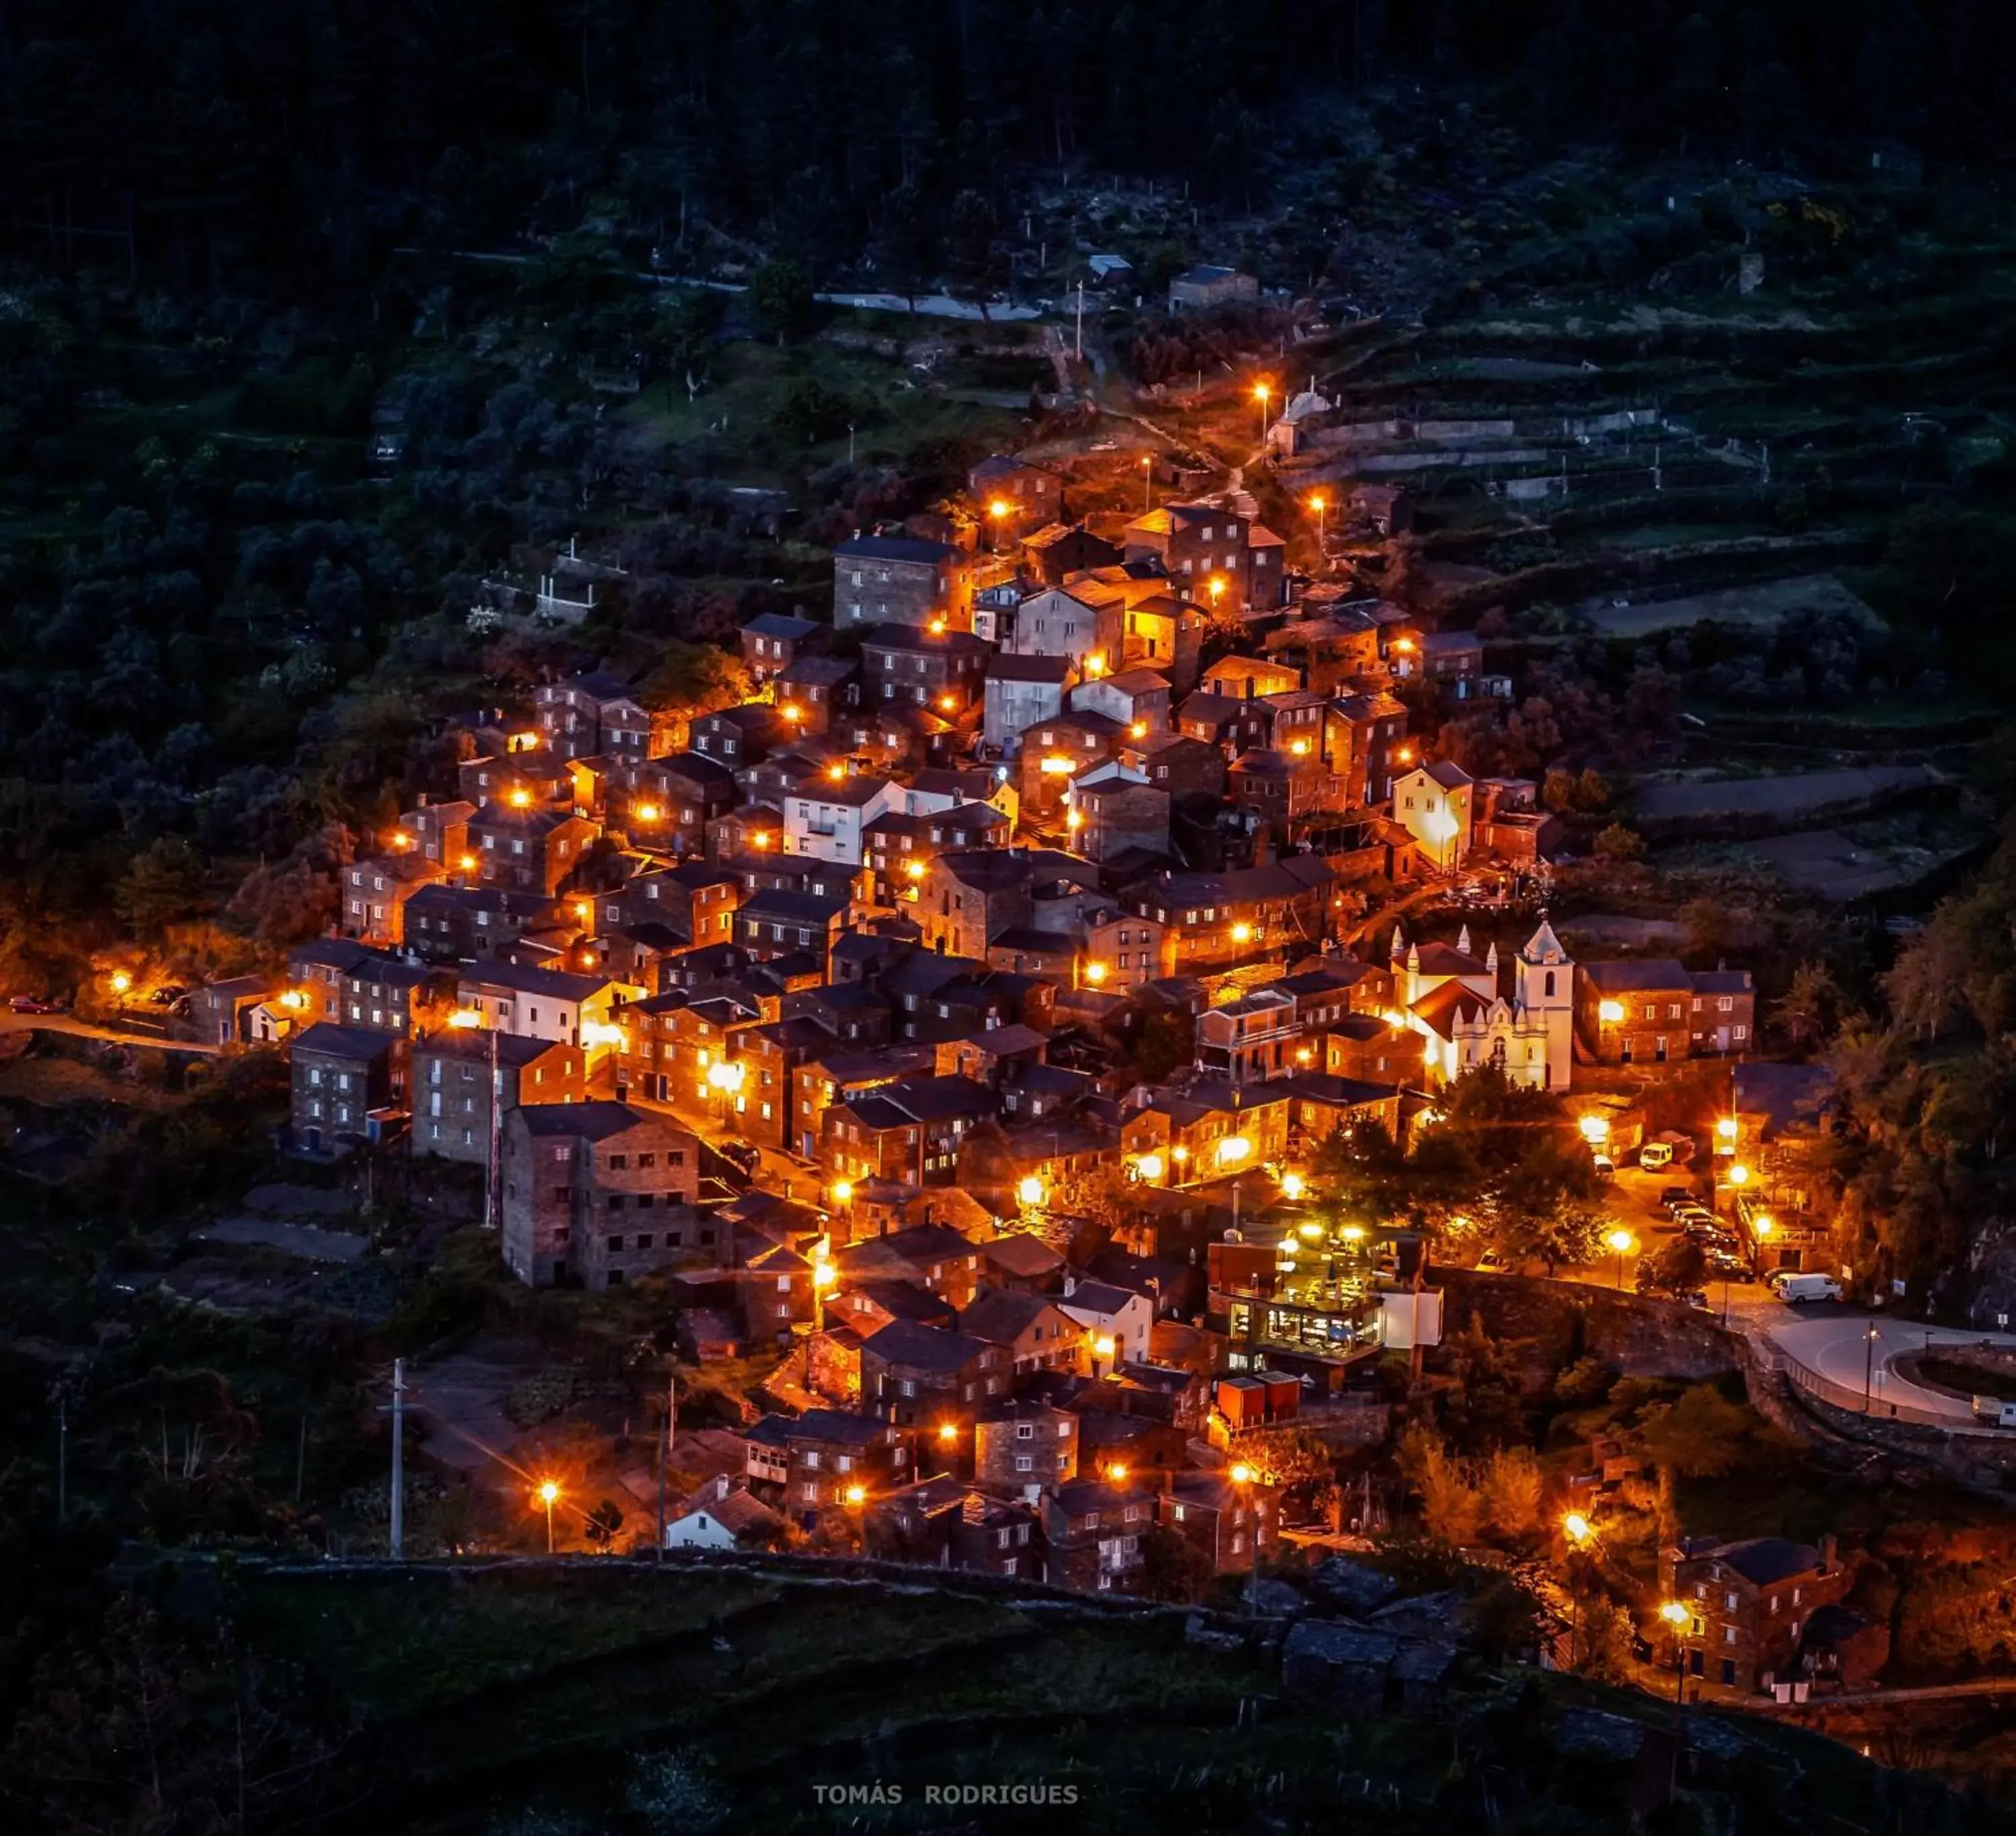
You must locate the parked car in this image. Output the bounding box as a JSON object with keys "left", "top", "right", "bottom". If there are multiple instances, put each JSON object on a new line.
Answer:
{"left": 8, "top": 995, "right": 64, "bottom": 1014}
{"left": 1660, "top": 1186, "right": 1694, "bottom": 1210}
{"left": 148, "top": 984, "right": 187, "bottom": 1006}
{"left": 1591, "top": 1154, "right": 1616, "bottom": 1180}
{"left": 1475, "top": 1248, "right": 1507, "bottom": 1274}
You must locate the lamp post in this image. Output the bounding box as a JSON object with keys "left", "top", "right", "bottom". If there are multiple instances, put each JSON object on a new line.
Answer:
{"left": 1659, "top": 1599, "right": 1692, "bottom": 1800}
{"left": 1140, "top": 453, "right": 1153, "bottom": 512}
{"left": 538, "top": 1479, "right": 560, "bottom": 1553}
{"left": 808, "top": 1256, "right": 836, "bottom": 1389}
{"left": 1231, "top": 1462, "right": 1259, "bottom": 1614}
{"left": 1308, "top": 493, "right": 1326, "bottom": 552}
{"left": 1605, "top": 1228, "right": 1635, "bottom": 1292}
{"left": 1562, "top": 1513, "right": 1593, "bottom": 1667}
{"left": 1253, "top": 382, "right": 1271, "bottom": 446}
{"left": 1863, "top": 1321, "right": 1880, "bottom": 1415}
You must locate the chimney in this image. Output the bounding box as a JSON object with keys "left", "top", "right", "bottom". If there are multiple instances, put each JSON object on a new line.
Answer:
{"left": 1818, "top": 1532, "right": 1837, "bottom": 1573}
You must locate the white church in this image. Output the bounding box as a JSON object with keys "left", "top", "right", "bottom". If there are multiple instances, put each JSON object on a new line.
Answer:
{"left": 1388, "top": 918, "right": 1575, "bottom": 1091}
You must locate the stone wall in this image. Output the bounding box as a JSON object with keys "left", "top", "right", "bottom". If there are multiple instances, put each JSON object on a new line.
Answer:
{"left": 1433, "top": 1269, "right": 1738, "bottom": 1394}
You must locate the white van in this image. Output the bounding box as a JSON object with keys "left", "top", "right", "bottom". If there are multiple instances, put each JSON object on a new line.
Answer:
{"left": 1591, "top": 1155, "right": 1616, "bottom": 1180}
{"left": 1638, "top": 1141, "right": 1674, "bottom": 1171}
{"left": 1770, "top": 1271, "right": 1843, "bottom": 1304}
{"left": 1972, "top": 1396, "right": 2016, "bottom": 1429}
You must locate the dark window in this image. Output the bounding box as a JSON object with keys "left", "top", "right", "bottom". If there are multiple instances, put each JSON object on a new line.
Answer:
{"left": 551, "top": 1186, "right": 571, "bottom": 1203}
{"left": 607, "top": 1268, "right": 625, "bottom": 1285}
{"left": 636, "top": 1192, "right": 655, "bottom": 1209}
{"left": 1719, "top": 1659, "right": 1736, "bottom": 1686}
{"left": 608, "top": 1194, "right": 626, "bottom": 1212}
{"left": 607, "top": 1235, "right": 624, "bottom": 1251}
{"left": 669, "top": 1151, "right": 686, "bottom": 1167}
{"left": 607, "top": 1154, "right": 628, "bottom": 1169}
{"left": 636, "top": 1152, "right": 657, "bottom": 1169}
{"left": 636, "top": 1234, "right": 654, "bottom": 1250}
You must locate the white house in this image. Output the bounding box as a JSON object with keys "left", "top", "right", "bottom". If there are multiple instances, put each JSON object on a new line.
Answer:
{"left": 1058, "top": 1276, "right": 1155, "bottom": 1373}
{"left": 663, "top": 1474, "right": 782, "bottom": 1549}
{"left": 782, "top": 774, "right": 903, "bottom": 865}
{"left": 984, "top": 655, "right": 1073, "bottom": 755}
{"left": 1392, "top": 760, "right": 1474, "bottom": 872}
{"left": 453, "top": 963, "right": 640, "bottom": 1048}
{"left": 1005, "top": 585, "right": 1103, "bottom": 667}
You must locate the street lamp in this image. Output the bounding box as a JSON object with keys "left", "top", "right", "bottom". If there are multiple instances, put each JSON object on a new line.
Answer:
{"left": 844, "top": 1484, "right": 866, "bottom": 1507}
{"left": 537, "top": 1478, "right": 560, "bottom": 1552}
{"left": 1863, "top": 1321, "right": 1881, "bottom": 1414}
{"left": 1563, "top": 1511, "right": 1592, "bottom": 1546}
{"left": 987, "top": 499, "right": 1011, "bottom": 550}
{"left": 807, "top": 1257, "right": 837, "bottom": 1386}
{"left": 1578, "top": 1115, "right": 1610, "bottom": 1146}
{"left": 1017, "top": 1175, "right": 1045, "bottom": 1208}
{"left": 1659, "top": 1600, "right": 1691, "bottom": 1706}
{"left": 1230, "top": 1462, "right": 1261, "bottom": 1612}
{"left": 1217, "top": 1135, "right": 1251, "bottom": 1167}
{"left": 1308, "top": 493, "right": 1326, "bottom": 550}
{"left": 1280, "top": 1172, "right": 1306, "bottom": 1202}
{"left": 1727, "top": 1163, "right": 1751, "bottom": 1187}
{"left": 1253, "top": 381, "right": 1271, "bottom": 444}
{"left": 1081, "top": 959, "right": 1108, "bottom": 985}
{"left": 831, "top": 1179, "right": 853, "bottom": 1207}
{"left": 1140, "top": 453, "right": 1153, "bottom": 511}
{"left": 1605, "top": 1228, "right": 1635, "bottom": 1291}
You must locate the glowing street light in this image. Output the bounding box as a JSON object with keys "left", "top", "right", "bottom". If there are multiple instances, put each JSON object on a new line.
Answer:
{"left": 1130, "top": 720, "right": 1148, "bottom": 739}
{"left": 1139, "top": 453, "right": 1154, "bottom": 511}
{"left": 1209, "top": 575, "right": 1226, "bottom": 604}
{"left": 844, "top": 1484, "right": 866, "bottom": 1507}
{"left": 1217, "top": 1135, "right": 1251, "bottom": 1167}
{"left": 1308, "top": 492, "right": 1327, "bottom": 549}
{"left": 937, "top": 1421, "right": 958, "bottom": 1446}
{"left": 1133, "top": 1154, "right": 1164, "bottom": 1182}
{"left": 278, "top": 989, "right": 307, "bottom": 1011}
{"left": 1017, "top": 1175, "right": 1045, "bottom": 1208}
{"left": 782, "top": 702, "right": 803, "bottom": 724}
{"left": 536, "top": 1478, "right": 560, "bottom": 1552}
{"left": 1230, "top": 1463, "right": 1254, "bottom": 1485}
{"left": 446, "top": 1007, "right": 485, "bottom": 1030}
{"left": 937, "top": 693, "right": 957, "bottom": 711}
{"left": 1085, "top": 652, "right": 1107, "bottom": 678}
{"left": 1298, "top": 1220, "right": 1324, "bottom": 1240}
{"left": 928, "top": 616, "right": 947, "bottom": 634}
{"left": 905, "top": 859, "right": 926, "bottom": 882}
{"left": 827, "top": 762, "right": 848, "bottom": 782}
{"left": 1579, "top": 1115, "right": 1610, "bottom": 1144}
{"left": 1604, "top": 1228, "right": 1635, "bottom": 1290}
{"left": 1597, "top": 1000, "right": 1625, "bottom": 1024}
{"left": 634, "top": 802, "right": 661, "bottom": 823}
{"left": 1340, "top": 1224, "right": 1366, "bottom": 1245}
{"left": 1280, "top": 1172, "right": 1306, "bottom": 1201}
{"left": 706, "top": 1060, "right": 744, "bottom": 1094}
{"left": 1252, "top": 380, "right": 1271, "bottom": 443}
{"left": 1092, "top": 1335, "right": 1116, "bottom": 1362}
{"left": 110, "top": 972, "right": 132, "bottom": 995}
{"left": 1230, "top": 922, "right": 1253, "bottom": 945}
{"left": 1563, "top": 1511, "right": 1592, "bottom": 1546}
{"left": 831, "top": 1180, "right": 854, "bottom": 1206}
{"left": 458, "top": 853, "right": 478, "bottom": 872}
{"left": 1082, "top": 960, "right": 1108, "bottom": 985}
{"left": 1727, "top": 1164, "right": 1751, "bottom": 1187}
{"left": 508, "top": 787, "right": 531, "bottom": 808}
{"left": 1717, "top": 1117, "right": 1738, "bottom": 1143}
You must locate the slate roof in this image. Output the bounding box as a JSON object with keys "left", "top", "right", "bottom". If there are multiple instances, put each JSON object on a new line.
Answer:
{"left": 860, "top": 1320, "right": 992, "bottom": 1372}
{"left": 836, "top": 534, "right": 957, "bottom": 565}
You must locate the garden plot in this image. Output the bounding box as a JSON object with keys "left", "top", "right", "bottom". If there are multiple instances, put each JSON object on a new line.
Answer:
{"left": 1578, "top": 571, "right": 1881, "bottom": 639}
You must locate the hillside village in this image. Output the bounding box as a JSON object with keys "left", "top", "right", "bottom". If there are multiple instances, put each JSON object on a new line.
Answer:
{"left": 140, "top": 430, "right": 1857, "bottom": 1614}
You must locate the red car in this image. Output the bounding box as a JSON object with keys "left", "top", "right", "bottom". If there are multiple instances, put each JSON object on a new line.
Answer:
{"left": 8, "top": 995, "right": 64, "bottom": 1014}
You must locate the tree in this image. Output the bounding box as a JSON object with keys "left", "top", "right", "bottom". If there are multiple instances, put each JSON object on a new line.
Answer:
{"left": 1478, "top": 1447, "right": 1545, "bottom": 1546}
{"left": 1775, "top": 961, "right": 1841, "bottom": 1055}
{"left": 114, "top": 837, "right": 209, "bottom": 935}
{"left": 1644, "top": 1235, "right": 1708, "bottom": 1298}
{"left": 1591, "top": 823, "right": 1646, "bottom": 861}
{"left": 1134, "top": 1524, "right": 1214, "bottom": 1603}
{"left": 747, "top": 259, "right": 813, "bottom": 344}
{"left": 1130, "top": 1009, "right": 1193, "bottom": 1082}
{"left": 1634, "top": 1383, "right": 1753, "bottom": 1479}
{"left": 1397, "top": 1421, "right": 1482, "bottom": 1546}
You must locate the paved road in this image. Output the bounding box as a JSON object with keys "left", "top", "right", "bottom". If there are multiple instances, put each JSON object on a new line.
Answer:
{"left": 0, "top": 1013, "right": 222, "bottom": 1055}
{"left": 1771, "top": 1314, "right": 2016, "bottom": 1425}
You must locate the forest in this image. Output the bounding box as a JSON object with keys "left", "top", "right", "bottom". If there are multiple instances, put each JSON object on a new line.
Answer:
{"left": 2, "top": 2, "right": 2015, "bottom": 296}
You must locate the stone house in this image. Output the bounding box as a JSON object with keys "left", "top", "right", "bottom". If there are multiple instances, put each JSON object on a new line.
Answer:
{"left": 974, "top": 1398, "right": 1079, "bottom": 1500}
{"left": 290, "top": 1023, "right": 404, "bottom": 1157}
{"left": 1661, "top": 1534, "right": 1849, "bottom": 1694}
{"left": 499, "top": 1101, "right": 700, "bottom": 1288}
{"left": 412, "top": 1029, "right": 585, "bottom": 1165}
{"left": 833, "top": 534, "right": 970, "bottom": 632}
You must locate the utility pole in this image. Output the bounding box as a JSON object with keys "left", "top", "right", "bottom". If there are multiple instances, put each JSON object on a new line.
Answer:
{"left": 1074, "top": 282, "right": 1084, "bottom": 360}
{"left": 389, "top": 1358, "right": 406, "bottom": 1558}
{"left": 484, "top": 1025, "right": 501, "bottom": 1232}
{"left": 655, "top": 1367, "right": 675, "bottom": 1564}
{"left": 55, "top": 1390, "right": 67, "bottom": 1525}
